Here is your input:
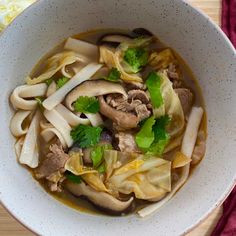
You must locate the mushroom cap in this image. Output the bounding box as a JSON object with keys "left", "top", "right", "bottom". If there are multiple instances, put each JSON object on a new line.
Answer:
{"left": 66, "top": 181, "right": 134, "bottom": 215}
{"left": 65, "top": 80, "right": 127, "bottom": 110}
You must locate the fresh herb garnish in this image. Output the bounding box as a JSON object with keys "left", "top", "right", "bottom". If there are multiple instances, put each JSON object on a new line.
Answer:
{"left": 104, "top": 68, "right": 121, "bottom": 82}
{"left": 56, "top": 77, "right": 69, "bottom": 89}
{"left": 123, "top": 47, "right": 149, "bottom": 73}
{"left": 70, "top": 124, "right": 103, "bottom": 148}
{"left": 135, "top": 115, "right": 170, "bottom": 155}
{"left": 73, "top": 96, "right": 99, "bottom": 113}
{"left": 146, "top": 71, "right": 163, "bottom": 108}
{"left": 135, "top": 116, "right": 155, "bottom": 149}
{"left": 65, "top": 172, "right": 81, "bottom": 184}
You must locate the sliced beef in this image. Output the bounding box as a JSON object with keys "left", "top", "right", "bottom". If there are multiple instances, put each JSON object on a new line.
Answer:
{"left": 46, "top": 171, "right": 66, "bottom": 192}
{"left": 115, "top": 132, "right": 140, "bottom": 153}
{"left": 167, "top": 63, "right": 182, "bottom": 88}
{"left": 134, "top": 103, "right": 151, "bottom": 121}
{"left": 35, "top": 143, "right": 69, "bottom": 179}
{"left": 106, "top": 89, "right": 151, "bottom": 125}
{"left": 174, "top": 88, "right": 193, "bottom": 116}
{"left": 128, "top": 90, "right": 149, "bottom": 104}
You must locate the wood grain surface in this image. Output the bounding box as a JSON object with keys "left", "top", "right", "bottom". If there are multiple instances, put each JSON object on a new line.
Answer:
{"left": 0, "top": 0, "right": 222, "bottom": 235}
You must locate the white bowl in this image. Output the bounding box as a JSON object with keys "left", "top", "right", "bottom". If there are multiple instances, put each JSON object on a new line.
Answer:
{"left": 0, "top": 0, "right": 235, "bottom": 235}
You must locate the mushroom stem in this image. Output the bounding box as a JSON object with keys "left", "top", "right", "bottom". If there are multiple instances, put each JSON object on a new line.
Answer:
{"left": 98, "top": 96, "right": 139, "bottom": 129}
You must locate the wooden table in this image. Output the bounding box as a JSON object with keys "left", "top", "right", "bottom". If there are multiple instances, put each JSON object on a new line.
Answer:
{"left": 0, "top": 0, "right": 222, "bottom": 235}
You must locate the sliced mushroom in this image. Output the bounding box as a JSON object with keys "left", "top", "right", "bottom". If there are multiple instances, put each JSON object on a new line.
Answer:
{"left": 65, "top": 80, "right": 127, "bottom": 110}
{"left": 98, "top": 96, "right": 139, "bottom": 129}
{"left": 66, "top": 181, "right": 134, "bottom": 215}
{"left": 97, "top": 33, "right": 132, "bottom": 47}
{"left": 131, "top": 28, "right": 153, "bottom": 37}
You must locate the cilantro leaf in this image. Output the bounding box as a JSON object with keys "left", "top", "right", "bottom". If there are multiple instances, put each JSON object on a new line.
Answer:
{"left": 123, "top": 47, "right": 149, "bottom": 73}
{"left": 104, "top": 68, "right": 121, "bottom": 82}
{"left": 135, "top": 116, "right": 155, "bottom": 149}
{"left": 73, "top": 96, "right": 99, "bottom": 113}
{"left": 65, "top": 172, "right": 81, "bottom": 184}
{"left": 91, "top": 144, "right": 112, "bottom": 169}
{"left": 70, "top": 124, "right": 102, "bottom": 148}
{"left": 56, "top": 77, "right": 69, "bottom": 89}
{"left": 146, "top": 71, "right": 163, "bottom": 108}
{"left": 45, "top": 78, "right": 53, "bottom": 86}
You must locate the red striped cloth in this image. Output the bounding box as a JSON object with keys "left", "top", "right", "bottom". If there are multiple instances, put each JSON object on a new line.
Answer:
{"left": 211, "top": 2, "right": 236, "bottom": 235}
{"left": 211, "top": 187, "right": 236, "bottom": 236}
{"left": 221, "top": 0, "right": 236, "bottom": 47}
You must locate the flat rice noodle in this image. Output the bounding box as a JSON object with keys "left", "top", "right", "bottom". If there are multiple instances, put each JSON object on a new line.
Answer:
{"left": 39, "top": 119, "right": 53, "bottom": 129}
{"left": 10, "top": 83, "right": 47, "bottom": 110}
{"left": 153, "top": 72, "right": 185, "bottom": 137}
{"left": 82, "top": 173, "right": 109, "bottom": 192}
{"left": 64, "top": 38, "right": 98, "bottom": 61}
{"left": 43, "top": 109, "right": 73, "bottom": 147}
{"left": 65, "top": 151, "right": 97, "bottom": 175}
{"left": 99, "top": 46, "right": 143, "bottom": 82}
{"left": 46, "top": 81, "right": 57, "bottom": 97}
{"left": 42, "top": 63, "right": 102, "bottom": 110}
{"left": 138, "top": 106, "right": 203, "bottom": 217}
{"left": 14, "top": 136, "right": 25, "bottom": 158}
{"left": 55, "top": 104, "right": 90, "bottom": 126}
{"left": 26, "top": 51, "right": 84, "bottom": 85}
{"left": 85, "top": 113, "right": 104, "bottom": 127}
{"left": 19, "top": 110, "right": 41, "bottom": 168}
{"left": 40, "top": 128, "right": 67, "bottom": 149}
{"left": 10, "top": 110, "right": 31, "bottom": 137}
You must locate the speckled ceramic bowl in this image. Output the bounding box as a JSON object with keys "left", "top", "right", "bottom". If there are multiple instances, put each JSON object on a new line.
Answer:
{"left": 0, "top": 0, "right": 235, "bottom": 235}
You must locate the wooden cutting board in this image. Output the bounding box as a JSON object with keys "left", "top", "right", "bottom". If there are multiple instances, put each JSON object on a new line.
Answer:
{"left": 0, "top": 1, "right": 222, "bottom": 235}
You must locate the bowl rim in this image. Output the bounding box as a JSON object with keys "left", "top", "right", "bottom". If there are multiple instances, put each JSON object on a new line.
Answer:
{"left": 0, "top": 0, "right": 235, "bottom": 235}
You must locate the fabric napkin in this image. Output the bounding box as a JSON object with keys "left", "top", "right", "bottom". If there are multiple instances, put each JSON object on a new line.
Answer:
{"left": 221, "top": 0, "right": 236, "bottom": 47}
{"left": 211, "top": 186, "right": 236, "bottom": 236}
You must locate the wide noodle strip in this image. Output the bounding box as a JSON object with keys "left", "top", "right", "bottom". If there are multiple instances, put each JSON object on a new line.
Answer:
{"left": 10, "top": 83, "right": 47, "bottom": 110}
{"left": 19, "top": 110, "right": 41, "bottom": 168}
{"left": 10, "top": 110, "right": 31, "bottom": 137}
{"left": 44, "top": 109, "right": 73, "bottom": 147}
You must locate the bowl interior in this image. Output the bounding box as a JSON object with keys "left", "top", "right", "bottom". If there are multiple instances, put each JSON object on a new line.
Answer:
{"left": 0, "top": 0, "right": 235, "bottom": 235}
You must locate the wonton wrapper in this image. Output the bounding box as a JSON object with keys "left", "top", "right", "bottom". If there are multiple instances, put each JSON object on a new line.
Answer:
{"left": 108, "top": 156, "right": 171, "bottom": 200}
{"left": 82, "top": 173, "right": 109, "bottom": 193}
